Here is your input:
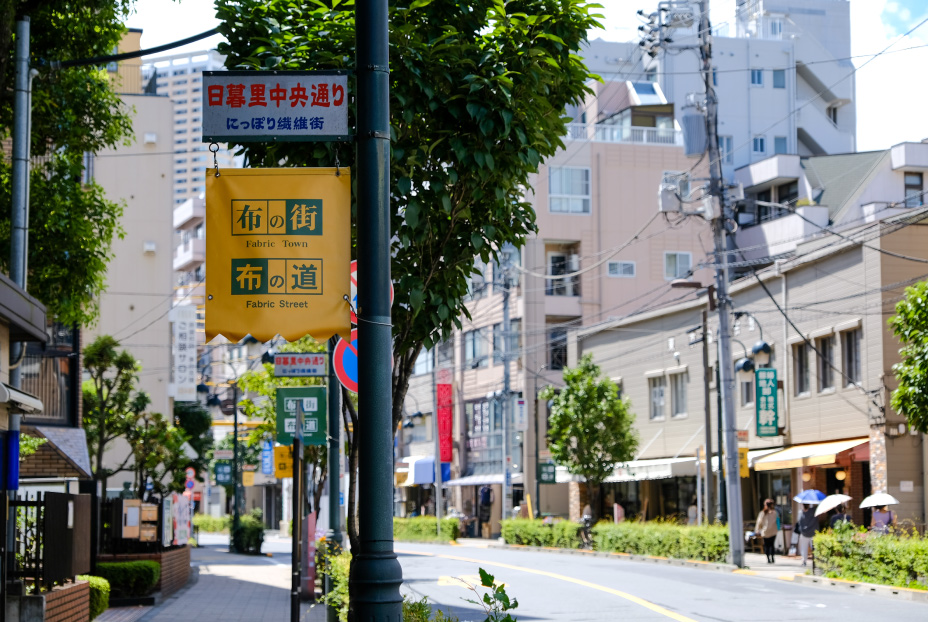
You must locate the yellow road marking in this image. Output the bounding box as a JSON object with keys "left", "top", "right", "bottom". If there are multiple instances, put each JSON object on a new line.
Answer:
{"left": 397, "top": 549, "right": 698, "bottom": 622}
{"left": 437, "top": 574, "right": 482, "bottom": 588}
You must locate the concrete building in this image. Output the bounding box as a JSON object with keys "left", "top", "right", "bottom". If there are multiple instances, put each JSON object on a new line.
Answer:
{"left": 582, "top": 0, "right": 856, "bottom": 179}
{"left": 564, "top": 141, "right": 928, "bottom": 529}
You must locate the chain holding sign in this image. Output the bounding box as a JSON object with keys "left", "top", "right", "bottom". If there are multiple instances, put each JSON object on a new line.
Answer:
{"left": 205, "top": 168, "right": 351, "bottom": 343}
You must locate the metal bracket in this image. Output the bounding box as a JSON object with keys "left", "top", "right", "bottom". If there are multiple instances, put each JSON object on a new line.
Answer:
{"left": 370, "top": 130, "right": 391, "bottom": 139}
{"left": 366, "top": 64, "right": 390, "bottom": 73}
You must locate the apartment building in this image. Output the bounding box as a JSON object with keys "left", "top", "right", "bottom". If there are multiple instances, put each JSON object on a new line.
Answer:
{"left": 583, "top": 0, "right": 856, "bottom": 179}
{"left": 565, "top": 141, "right": 928, "bottom": 527}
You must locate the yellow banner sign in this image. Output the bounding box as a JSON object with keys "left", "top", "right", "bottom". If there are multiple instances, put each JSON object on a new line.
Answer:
{"left": 242, "top": 471, "right": 255, "bottom": 487}
{"left": 738, "top": 447, "right": 750, "bottom": 479}
{"left": 205, "top": 168, "right": 351, "bottom": 342}
{"left": 274, "top": 445, "right": 293, "bottom": 479}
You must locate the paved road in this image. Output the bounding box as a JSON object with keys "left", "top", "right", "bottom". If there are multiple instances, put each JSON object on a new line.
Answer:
{"left": 395, "top": 542, "right": 928, "bottom": 622}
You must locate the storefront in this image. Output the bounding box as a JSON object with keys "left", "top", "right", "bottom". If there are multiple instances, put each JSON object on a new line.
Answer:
{"left": 394, "top": 455, "right": 450, "bottom": 517}
{"left": 598, "top": 457, "right": 698, "bottom": 521}
{"left": 444, "top": 471, "right": 524, "bottom": 537}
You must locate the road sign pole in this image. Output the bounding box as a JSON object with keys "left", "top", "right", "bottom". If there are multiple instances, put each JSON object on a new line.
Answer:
{"left": 326, "top": 337, "right": 343, "bottom": 622}
{"left": 352, "top": 0, "right": 403, "bottom": 619}
{"left": 231, "top": 383, "right": 241, "bottom": 553}
{"left": 291, "top": 431, "right": 303, "bottom": 622}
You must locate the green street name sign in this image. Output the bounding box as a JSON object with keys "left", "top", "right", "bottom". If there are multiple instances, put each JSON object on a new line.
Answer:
{"left": 214, "top": 460, "right": 233, "bottom": 485}
{"left": 755, "top": 368, "right": 779, "bottom": 437}
{"left": 276, "top": 386, "right": 327, "bottom": 446}
{"left": 537, "top": 463, "right": 557, "bottom": 485}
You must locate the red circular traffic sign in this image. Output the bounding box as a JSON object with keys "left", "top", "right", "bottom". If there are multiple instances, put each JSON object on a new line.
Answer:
{"left": 350, "top": 260, "right": 394, "bottom": 325}
{"left": 334, "top": 329, "right": 359, "bottom": 393}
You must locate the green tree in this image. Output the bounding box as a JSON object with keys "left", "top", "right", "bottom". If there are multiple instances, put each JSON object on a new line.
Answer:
{"left": 128, "top": 410, "right": 191, "bottom": 498}
{"left": 216, "top": 0, "right": 602, "bottom": 549}
{"left": 174, "top": 400, "right": 215, "bottom": 480}
{"left": 83, "top": 335, "right": 146, "bottom": 491}
{"left": 0, "top": 1, "right": 135, "bottom": 325}
{"left": 237, "top": 336, "right": 329, "bottom": 520}
{"left": 889, "top": 280, "right": 928, "bottom": 433}
{"left": 540, "top": 354, "right": 638, "bottom": 522}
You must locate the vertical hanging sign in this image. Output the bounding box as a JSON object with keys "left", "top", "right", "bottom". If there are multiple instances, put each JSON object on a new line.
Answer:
{"left": 436, "top": 368, "right": 453, "bottom": 463}
{"left": 172, "top": 305, "right": 198, "bottom": 401}
{"left": 755, "top": 368, "right": 779, "bottom": 437}
{"left": 205, "top": 168, "right": 351, "bottom": 343}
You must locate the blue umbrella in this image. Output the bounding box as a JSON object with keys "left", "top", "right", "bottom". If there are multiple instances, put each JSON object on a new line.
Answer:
{"left": 793, "top": 489, "right": 826, "bottom": 504}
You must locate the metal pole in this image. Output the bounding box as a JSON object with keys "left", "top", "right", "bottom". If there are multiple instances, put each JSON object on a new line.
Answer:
{"left": 10, "top": 17, "right": 31, "bottom": 391}
{"left": 231, "top": 383, "right": 241, "bottom": 552}
{"left": 326, "top": 339, "right": 342, "bottom": 622}
{"left": 696, "top": 446, "right": 702, "bottom": 526}
{"left": 352, "top": 0, "right": 403, "bottom": 618}
{"left": 716, "top": 363, "right": 726, "bottom": 524}
{"left": 432, "top": 364, "right": 442, "bottom": 536}
{"left": 291, "top": 433, "right": 303, "bottom": 622}
{"left": 501, "top": 259, "right": 512, "bottom": 523}
{"left": 702, "top": 309, "right": 714, "bottom": 522}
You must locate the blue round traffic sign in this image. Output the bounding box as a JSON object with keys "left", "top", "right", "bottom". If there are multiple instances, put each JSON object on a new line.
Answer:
{"left": 185, "top": 479, "right": 195, "bottom": 490}
{"left": 334, "top": 329, "right": 358, "bottom": 393}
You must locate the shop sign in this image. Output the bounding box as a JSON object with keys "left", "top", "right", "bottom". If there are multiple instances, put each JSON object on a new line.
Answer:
{"left": 214, "top": 460, "right": 232, "bottom": 485}
{"left": 537, "top": 463, "right": 557, "bottom": 484}
{"left": 755, "top": 368, "right": 778, "bottom": 437}
{"left": 276, "top": 387, "right": 327, "bottom": 446}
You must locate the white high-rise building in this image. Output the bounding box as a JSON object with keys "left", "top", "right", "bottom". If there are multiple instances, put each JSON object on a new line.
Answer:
{"left": 582, "top": 0, "right": 856, "bottom": 180}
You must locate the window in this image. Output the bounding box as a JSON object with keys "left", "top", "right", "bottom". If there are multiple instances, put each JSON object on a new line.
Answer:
{"left": 770, "top": 18, "right": 783, "bottom": 38}
{"left": 463, "top": 328, "right": 487, "bottom": 369}
{"left": 607, "top": 261, "right": 636, "bottom": 277}
{"left": 175, "top": 168, "right": 188, "bottom": 174}
{"left": 664, "top": 252, "right": 692, "bottom": 280}
{"left": 549, "top": 167, "right": 591, "bottom": 213}
{"left": 194, "top": 224, "right": 205, "bottom": 240}
{"left": 413, "top": 348, "right": 433, "bottom": 375}
{"left": 794, "top": 342, "right": 810, "bottom": 395}
{"left": 493, "top": 323, "right": 504, "bottom": 364}
{"left": 546, "top": 254, "right": 579, "bottom": 296}
{"left": 843, "top": 329, "right": 861, "bottom": 385}
{"left": 549, "top": 329, "right": 567, "bottom": 370}
{"left": 81, "top": 152, "right": 94, "bottom": 185}
{"left": 719, "top": 135, "right": 733, "bottom": 164}
{"left": 670, "top": 373, "right": 687, "bottom": 417}
{"left": 827, "top": 106, "right": 838, "bottom": 125}
{"left": 752, "top": 136, "right": 766, "bottom": 154}
{"left": 774, "top": 136, "right": 788, "bottom": 155}
{"left": 175, "top": 158, "right": 187, "bottom": 164}
{"left": 904, "top": 172, "right": 923, "bottom": 208}
{"left": 751, "top": 69, "right": 763, "bottom": 86}
{"left": 645, "top": 67, "right": 658, "bottom": 82}
{"left": 777, "top": 180, "right": 798, "bottom": 204}
{"left": 466, "top": 260, "right": 487, "bottom": 300}
{"left": 772, "top": 69, "right": 786, "bottom": 89}
{"left": 817, "top": 335, "right": 835, "bottom": 391}
{"left": 649, "top": 376, "right": 666, "bottom": 420}
{"left": 712, "top": 68, "right": 718, "bottom": 87}
{"left": 740, "top": 379, "right": 755, "bottom": 407}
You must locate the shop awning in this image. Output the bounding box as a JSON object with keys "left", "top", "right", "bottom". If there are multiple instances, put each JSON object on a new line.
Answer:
{"left": 395, "top": 456, "right": 450, "bottom": 487}
{"left": 709, "top": 448, "right": 781, "bottom": 472}
{"left": 753, "top": 438, "right": 869, "bottom": 472}
{"left": 444, "top": 472, "right": 524, "bottom": 487}
{"left": 604, "top": 457, "right": 697, "bottom": 483}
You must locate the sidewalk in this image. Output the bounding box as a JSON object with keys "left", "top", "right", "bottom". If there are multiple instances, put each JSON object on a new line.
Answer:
{"left": 98, "top": 544, "right": 325, "bottom": 622}
{"left": 740, "top": 552, "right": 808, "bottom": 581}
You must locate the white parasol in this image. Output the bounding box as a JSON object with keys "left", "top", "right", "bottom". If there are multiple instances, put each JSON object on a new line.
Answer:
{"left": 859, "top": 492, "right": 900, "bottom": 509}
{"left": 814, "top": 494, "right": 851, "bottom": 517}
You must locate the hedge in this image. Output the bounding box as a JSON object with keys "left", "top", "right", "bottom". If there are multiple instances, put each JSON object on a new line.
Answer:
{"left": 815, "top": 525, "right": 928, "bottom": 590}
{"left": 192, "top": 514, "right": 230, "bottom": 533}
{"left": 77, "top": 575, "right": 110, "bottom": 620}
{"left": 500, "top": 519, "right": 730, "bottom": 562}
{"left": 393, "top": 517, "right": 460, "bottom": 542}
{"left": 500, "top": 518, "right": 582, "bottom": 549}
{"left": 94, "top": 561, "right": 161, "bottom": 598}
{"left": 321, "top": 549, "right": 351, "bottom": 622}
{"left": 232, "top": 513, "right": 265, "bottom": 554}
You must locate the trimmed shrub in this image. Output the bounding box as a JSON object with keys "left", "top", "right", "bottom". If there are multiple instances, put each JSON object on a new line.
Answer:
{"left": 500, "top": 519, "right": 729, "bottom": 562}
{"left": 232, "top": 512, "right": 265, "bottom": 554}
{"left": 192, "top": 514, "right": 230, "bottom": 533}
{"left": 815, "top": 524, "right": 928, "bottom": 590}
{"left": 393, "top": 517, "right": 460, "bottom": 542}
{"left": 321, "top": 549, "right": 351, "bottom": 622}
{"left": 94, "top": 561, "right": 161, "bottom": 598}
{"left": 77, "top": 575, "right": 110, "bottom": 620}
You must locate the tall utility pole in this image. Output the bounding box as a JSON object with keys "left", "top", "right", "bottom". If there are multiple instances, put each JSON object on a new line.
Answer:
{"left": 291, "top": 404, "right": 304, "bottom": 622}
{"left": 700, "top": 308, "right": 714, "bottom": 522}
{"left": 231, "top": 382, "right": 241, "bottom": 552}
{"left": 353, "top": 0, "right": 403, "bottom": 618}
{"left": 326, "top": 338, "right": 342, "bottom": 622}
{"left": 431, "top": 364, "right": 442, "bottom": 535}
{"left": 696, "top": 0, "right": 744, "bottom": 567}
{"left": 500, "top": 248, "right": 512, "bottom": 523}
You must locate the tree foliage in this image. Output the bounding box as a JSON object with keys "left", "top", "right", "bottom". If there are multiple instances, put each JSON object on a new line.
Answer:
{"left": 0, "top": 0, "right": 135, "bottom": 325}
{"left": 128, "top": 410, "right": 191, "bottom": 498}
{"left": 889, "top": 280, "right": 928, "bottom": 433}
{"left": 540, "top": 354, "right": 638, "bottom": 521}
{"left": 174, "top": 400, "right": 215, "bottom": 479}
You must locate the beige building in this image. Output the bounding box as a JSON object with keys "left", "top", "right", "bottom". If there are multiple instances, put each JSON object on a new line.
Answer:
{"left": 566, "top": 142, "right": 928, "bottom": 529}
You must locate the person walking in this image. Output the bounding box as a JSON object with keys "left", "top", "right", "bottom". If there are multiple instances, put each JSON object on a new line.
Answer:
{"left": 829, "top": 505, "right": 852, "bottom": 528}
{"left": 871, "top": 505, "right": 896, "bottom": 534}
{"left": 797, "top": 504, "right": 818, "bottom": 566}
{"left": 754, "top": 499, "right": 779, "bottom": 564}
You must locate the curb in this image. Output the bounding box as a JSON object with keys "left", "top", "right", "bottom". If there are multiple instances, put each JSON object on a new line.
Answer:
{"left": 794, "top": 574, "right": 928, "bottom": 603}
{"left": 485, "top": 542, "right": 738, "bottom": 573}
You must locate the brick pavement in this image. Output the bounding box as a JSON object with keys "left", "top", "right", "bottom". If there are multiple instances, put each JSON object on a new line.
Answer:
{"left": 136, "top": 545, "right": 324, "bottom": 622}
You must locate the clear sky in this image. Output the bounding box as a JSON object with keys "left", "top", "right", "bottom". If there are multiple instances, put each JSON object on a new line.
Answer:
{"left": 125, "top": 0, "right": 928, "bottom": 151}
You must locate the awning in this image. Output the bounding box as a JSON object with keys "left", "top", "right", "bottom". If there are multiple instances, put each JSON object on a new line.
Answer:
{"left": 395, "top": 456, "right": 450, "bottom": 487}
{"left": 753, "top": 438, "right": 869, "bottom": 472}
{"left": 604, "top": 457, "right": 697, "bottom": 483}
{"left": 0, "top": 384, "right": 43, "bottom": 414}
{"left": 709, "top": 448, "right": 781, "bottom": 472}
{"left": 444, "top": 472, "right": 524, "bottom": 487}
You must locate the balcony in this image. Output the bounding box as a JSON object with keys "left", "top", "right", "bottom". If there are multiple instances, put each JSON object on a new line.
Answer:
{"left": 545, "top": 294, "right": 582, "bottom": 318}
{"left": 735, "top": 154, "right": 801, "bottom": 191}
{"left": 734, "top": 205, "right": 829, "bottom": 260}
{"left": 173, "top": 238, "right": 205, "bottom": 271}
{"left": 565, "top": 123, "right": 683, "bottom": 147}
{"left": 173, "top": 197, "right": 205, "bottom": 229}
{"left": 890, "top": 142, "right": 928, "bottom": 171}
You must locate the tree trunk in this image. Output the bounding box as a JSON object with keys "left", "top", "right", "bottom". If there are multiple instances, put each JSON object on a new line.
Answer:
{"left": 586, "top": 481, "right": 601, "bottom": 523}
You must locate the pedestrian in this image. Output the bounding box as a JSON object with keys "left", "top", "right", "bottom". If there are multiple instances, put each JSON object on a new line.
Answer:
{"left": 870, "top": 505, "right": 896, "bottom": 534}
{"left": 755, "top": 498, "right": 779, "bottom": 563}
{"left": 687, "top": 496, "right": 698, "bottom": 525}
{"left": 797, "top": 503, "right": 818, "bottom": 566}
{"left": 614, "top": 494, "right": 626, "bottom": 524}
{"left": 478, "top": 484, "right": 494, "bottom": 538}
{"left": 829, "top": 505, "right": 852, "bottom": 528}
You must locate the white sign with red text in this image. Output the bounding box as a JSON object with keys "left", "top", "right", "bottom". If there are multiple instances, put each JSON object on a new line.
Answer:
{"left": 274, "top": 352, "right": 327, "bottom": 378}
{"left": 203, "top": 71, "right": 349, "bottom": 142}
